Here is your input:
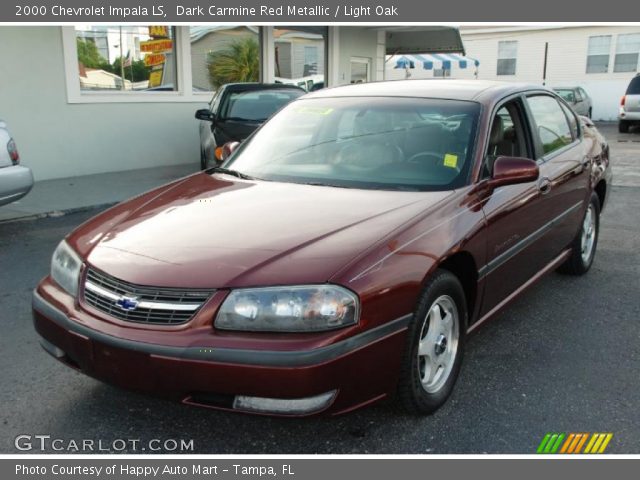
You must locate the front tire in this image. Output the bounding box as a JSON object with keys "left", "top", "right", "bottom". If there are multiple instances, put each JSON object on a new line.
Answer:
{"left": 558, "top": 192, "right": 600, "bottom": 275}
{"left": 397, "top": 270, "right": 467, "bottom": 415}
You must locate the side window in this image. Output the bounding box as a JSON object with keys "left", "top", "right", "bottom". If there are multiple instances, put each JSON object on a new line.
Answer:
{"left": 574, "top": 89, "right": 583, "bottom": 102}
{"left": 483, "top": 101, "right": 528, "bottom": 178}
{"left": 559, "top": 102, "right": 579, "bottom": 140}
{"left": 526, "top": 95, "right": 574, "bottom": 157}
{"left": 579, "top": 88, "right": 589, "bottom": 99}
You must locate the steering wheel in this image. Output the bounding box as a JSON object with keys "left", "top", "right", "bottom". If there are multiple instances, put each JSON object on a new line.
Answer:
{"left": 407, "top": 151, "right": 462, "bottom": 174}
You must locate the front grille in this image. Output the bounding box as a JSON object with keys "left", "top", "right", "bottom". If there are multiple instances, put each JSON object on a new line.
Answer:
{"left": 83, "top": 267, "right": 214, "bottom": 325}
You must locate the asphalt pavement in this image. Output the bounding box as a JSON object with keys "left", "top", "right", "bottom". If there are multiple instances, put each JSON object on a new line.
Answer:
{"left": 0, "top": 127, "right": 638, "bottom": 454}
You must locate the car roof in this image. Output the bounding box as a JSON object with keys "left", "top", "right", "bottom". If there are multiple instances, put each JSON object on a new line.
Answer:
{"left": 222, "top": 83, "right": 305, "bottom": 92}
{"left": 304, "top": 79, "right": 545, "bottom": 102}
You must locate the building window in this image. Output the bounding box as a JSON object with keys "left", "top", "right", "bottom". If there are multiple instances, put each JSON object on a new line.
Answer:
{"left": 586, "top": 35, "right": 611, "bottom": 73}
{"left": 74, "top": 26, "right": 177, "bottom": 92}
{"left": 497, "top": 41, "right": 517, "bottom": 76}
{"left": 274, "top": 26, "right": 327, "bottom": 92}
{"left": 189, "top": 26, "right": 260, "bottom": 92}
{"left": 614, "top": 33, "right": 640, "bottom": 73}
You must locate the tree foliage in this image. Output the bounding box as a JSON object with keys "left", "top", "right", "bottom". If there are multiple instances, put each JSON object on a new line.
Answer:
{"left": 76, "top": 39, "right": 109, "bottom": 69}
{"left": 207, "top": 37, "right": 260, "bottom": 89}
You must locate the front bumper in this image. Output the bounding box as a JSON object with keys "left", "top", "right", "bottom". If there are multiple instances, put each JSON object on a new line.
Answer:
{"left": 32, "top": 285, "right": 409, "bottom": 416}
{"left": 0, "top": 165, "right": 33, "bottom": 206}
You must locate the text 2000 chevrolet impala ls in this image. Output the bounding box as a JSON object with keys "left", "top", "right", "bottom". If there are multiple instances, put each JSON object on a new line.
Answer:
{"left": 33, "top": 80, "right": 611, "bottom": 416}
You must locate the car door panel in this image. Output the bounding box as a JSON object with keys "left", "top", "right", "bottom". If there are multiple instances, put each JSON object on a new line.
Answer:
{"left": 478, "top": 98, "right": 552, "bottom": 316}
{"left": 479, "top": 180, "right": 553, "bottom": 314}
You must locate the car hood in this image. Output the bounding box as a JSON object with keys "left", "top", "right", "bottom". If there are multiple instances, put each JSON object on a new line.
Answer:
{"left": 80, "top": 173, "right": 453, "bottom": 288}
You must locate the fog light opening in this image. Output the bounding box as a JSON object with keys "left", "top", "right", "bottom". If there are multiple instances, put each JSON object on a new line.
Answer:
{"left": 233, "top": 390, "right": 337, "bottom": 415}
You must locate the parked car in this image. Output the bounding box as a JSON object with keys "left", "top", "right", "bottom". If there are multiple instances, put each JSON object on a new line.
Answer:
{"left": 33, "top": 80, "right": 611, "bottom": 416}
{"left": 619, "top": 74, "right": 640, "bottom": 133}
{"left": 0, "top": 120, "right": 33, "bottom": 207}
{"left": 553, "top": 86, "right": 593, "bottom": 118}
{"left": 196, "top": 83, "right": 305, "bottom": 169}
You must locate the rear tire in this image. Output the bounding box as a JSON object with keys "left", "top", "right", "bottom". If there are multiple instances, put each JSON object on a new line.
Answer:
{"left": 619, "top": 120, "right": 630, "bottom": 133}
{"left": 397, "top": 270, "right": 467, "bottom": 415}
{"left": 558, "top": 192, "right": 600, "bottom": 275}
{"left": 588, "top": 108, "right": 592, "bottom": 119}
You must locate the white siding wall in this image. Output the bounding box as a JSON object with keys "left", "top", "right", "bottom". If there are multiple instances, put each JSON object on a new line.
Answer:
{"left": 460, "top": 26, "right": 640, "bottom": 120}
{"left": 335, "top": 27, "right": 379, "bottom": 85}
{"left": 0, "top": 27, "right": 203, "bottom": 181}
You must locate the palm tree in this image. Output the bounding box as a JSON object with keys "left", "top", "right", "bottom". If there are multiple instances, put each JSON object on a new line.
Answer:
{"left": 207, "top": 37, "right": 259, "bottom": 89}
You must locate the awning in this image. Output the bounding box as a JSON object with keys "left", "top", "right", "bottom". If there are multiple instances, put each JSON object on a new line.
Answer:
{"left": 394, "top": 54, "right": 480, "bottom": 70}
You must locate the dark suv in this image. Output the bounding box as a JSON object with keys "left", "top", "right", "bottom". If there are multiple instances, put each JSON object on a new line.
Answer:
{"left": 619, "top": 74, "right": 640, "bottom": 133}
{"left": 195, "top": 83, "right": 304, "bottom": 169}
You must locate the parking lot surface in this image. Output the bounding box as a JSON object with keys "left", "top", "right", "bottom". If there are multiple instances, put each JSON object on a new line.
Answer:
{"left": 1, "top": 126, "right": 638, "bottom": 454}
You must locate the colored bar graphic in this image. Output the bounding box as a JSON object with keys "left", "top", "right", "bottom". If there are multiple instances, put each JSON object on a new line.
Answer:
{"left": 537, "top": 433, "right": 613, "bottom": 454}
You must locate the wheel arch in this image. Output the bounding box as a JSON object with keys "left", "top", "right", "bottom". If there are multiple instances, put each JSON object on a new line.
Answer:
{"left": 435, "top": 251, "right": 479, "bottom": 327}
{"left": 594, "top": 179, "right": 607, "bottom": 212}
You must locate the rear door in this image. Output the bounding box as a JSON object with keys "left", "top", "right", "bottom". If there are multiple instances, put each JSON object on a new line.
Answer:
{"left": 524, "top": 93, "right": 590, "bottom": 258}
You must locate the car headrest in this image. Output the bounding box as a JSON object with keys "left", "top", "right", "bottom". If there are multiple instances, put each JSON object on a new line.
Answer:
{"left": 489, "top": 116, "right": 504, "bottom": 146}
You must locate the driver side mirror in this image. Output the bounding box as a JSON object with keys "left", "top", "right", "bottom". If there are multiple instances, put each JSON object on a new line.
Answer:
{"left": 488, "top": 156, "right": 539, "bottom": 189}
{"left": 195, "top": 109, "right": 216, "bottom": 122}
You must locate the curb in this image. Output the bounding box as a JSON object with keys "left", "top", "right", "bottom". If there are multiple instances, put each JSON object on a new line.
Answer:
{"left": 0, "top": 202, "right": 116, "bottom": 225}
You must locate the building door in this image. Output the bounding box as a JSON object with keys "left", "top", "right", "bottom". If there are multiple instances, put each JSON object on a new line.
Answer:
{"left": 350, "top": 57, "right": 371, "bottom": 84}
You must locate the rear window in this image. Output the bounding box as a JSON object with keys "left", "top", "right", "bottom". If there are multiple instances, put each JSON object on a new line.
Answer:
{"left": 627, "top": 76, "right": 640, "bottom": 95}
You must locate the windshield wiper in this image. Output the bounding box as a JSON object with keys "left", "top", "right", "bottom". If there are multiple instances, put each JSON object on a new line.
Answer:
{"left": 207, "top": 166, "right": 255, "bottom": 180}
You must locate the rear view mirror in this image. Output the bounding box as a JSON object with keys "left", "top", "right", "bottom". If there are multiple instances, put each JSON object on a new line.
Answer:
{"left": 489, "top": 156, "right": 539, "bottom": 188}
{"left": 195, "top": 109, "right": 216, "bottom": 122}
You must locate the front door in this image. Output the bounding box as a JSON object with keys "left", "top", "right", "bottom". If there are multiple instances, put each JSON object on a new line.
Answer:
{"left": 479, "top": 98, "right": 553, "bottom": 316}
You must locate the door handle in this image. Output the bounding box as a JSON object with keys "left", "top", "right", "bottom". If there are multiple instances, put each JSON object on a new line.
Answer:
{"left": 538, "top": 178, "right": 551, "bottom": 195}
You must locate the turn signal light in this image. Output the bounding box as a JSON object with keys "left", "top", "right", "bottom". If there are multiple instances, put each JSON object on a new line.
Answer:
{"left": 621, "top": 95, "right": 626, "bottom": 107}
{"left": 214, "top": 146, "right": 224, "bottom": 161}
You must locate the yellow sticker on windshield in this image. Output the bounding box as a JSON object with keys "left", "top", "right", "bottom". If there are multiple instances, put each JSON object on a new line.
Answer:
{"left": 443, "top": 154, "right": 458, "bottom": 168}
{"left": 293, "top": 106, "right": 334, "bottom": 115}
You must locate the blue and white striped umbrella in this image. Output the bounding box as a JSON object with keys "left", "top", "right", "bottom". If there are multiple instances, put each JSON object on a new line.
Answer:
{"left": 394, "top": 53, "right": 480, "bottom": 70}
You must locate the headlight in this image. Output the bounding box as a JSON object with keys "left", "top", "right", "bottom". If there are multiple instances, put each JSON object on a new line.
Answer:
{"left": 215, "top": 285, "right": 359, "bottom": 332}
{"left": 51, "top": 240, "right": 82, "bottom": 297}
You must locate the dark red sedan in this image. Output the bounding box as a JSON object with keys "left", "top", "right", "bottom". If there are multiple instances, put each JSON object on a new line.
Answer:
{"left": 33, "top": 80, "right": 611, "bottom": 416}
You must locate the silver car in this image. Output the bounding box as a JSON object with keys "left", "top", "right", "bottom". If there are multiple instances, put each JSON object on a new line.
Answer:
{"left": 619, "top": 74, "right": 640, "bottom": 133}
{"left": 553, "top": 86, "right": 593, "bottom": 118}
{"left": 0, "top": 120, "right": 33, "bottom": 206}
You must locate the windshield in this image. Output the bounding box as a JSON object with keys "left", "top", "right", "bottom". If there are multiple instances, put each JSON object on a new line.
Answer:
{"left": 224, "top": 97, "right": 481, "bottom": 191}
{"left": 221, "top": 89, "right": 304, "bottom": 122}
{"left": 554, "top": 89, "right": 575, "bottom": 102}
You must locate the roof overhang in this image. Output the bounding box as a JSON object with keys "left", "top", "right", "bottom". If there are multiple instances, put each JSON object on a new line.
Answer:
{"left": 380, "top": 26, "right": 465, "bottom": 55}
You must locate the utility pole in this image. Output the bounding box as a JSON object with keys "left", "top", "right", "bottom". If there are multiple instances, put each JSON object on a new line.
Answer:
{"left": 542, "top": 42, "right": 548, "bottom": 86}
{"left": 119, "top": 27, "right": 125, "bottom": 89}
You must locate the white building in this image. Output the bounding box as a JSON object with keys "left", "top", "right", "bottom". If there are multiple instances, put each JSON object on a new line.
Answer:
{"left": 386, "top": 26, "right": 640, "bottom": 121}
{"left": 458, "top": 26, "right": 640, "bottom": 120}
{"left": 0, "top": 26, "right": 464, "bottom": 181}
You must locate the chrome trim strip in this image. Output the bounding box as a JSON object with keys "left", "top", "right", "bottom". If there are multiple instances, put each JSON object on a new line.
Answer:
{"left": 478, "top": 201, "right": 583, "bottom": 279}
{"left": 84, "top": 281, "right": 202, "bottom": 311}
{"left": 33, "top": 291, "right": 411, "bottom": 368}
